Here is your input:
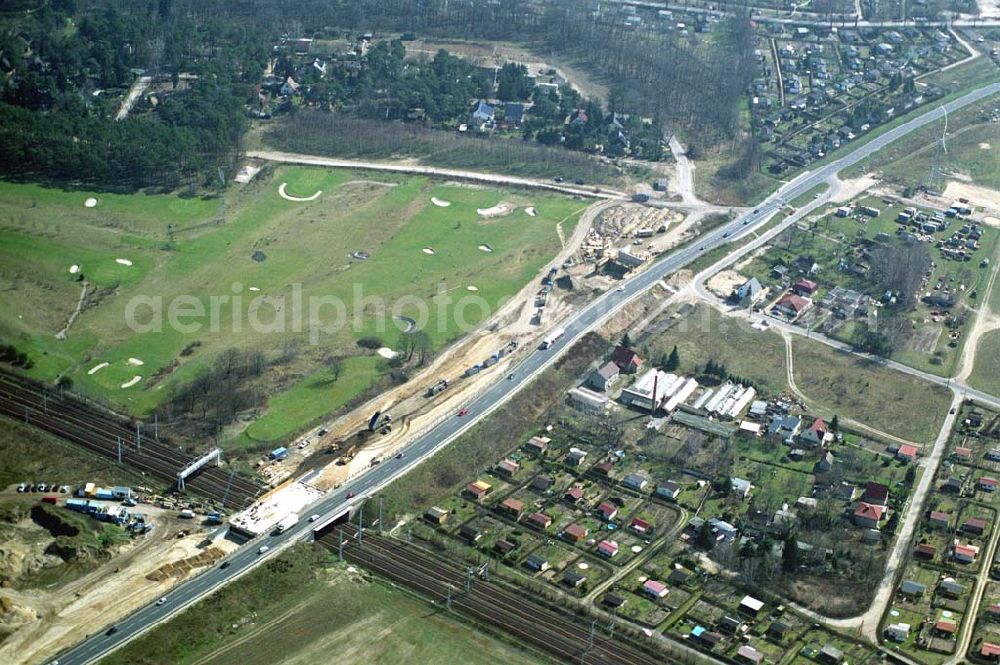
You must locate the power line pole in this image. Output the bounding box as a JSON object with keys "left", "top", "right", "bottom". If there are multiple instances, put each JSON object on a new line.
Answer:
{"left": 154, "top": 412, "right": 159, "bottom": 440}
{"left": 358, "top": 502, "right": 364, "bottom": 545}
{"left": 338, "top": 527, "right": 345, "bottom": 561}
{"left": 117, "top": 436, "right": 123, "bottom": 464}
{"left": 378, "top": 495, "right": 384, "bottom": 536}
{"left": 136, "top": 422, "right": 141, "bottom": 450}
{"left": 221, "top": 470, "right": 235, "bottom": 508}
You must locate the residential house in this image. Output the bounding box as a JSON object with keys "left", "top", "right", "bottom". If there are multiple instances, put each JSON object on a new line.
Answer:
{"left": 720, "top": 616, "right": 745, "bottom": 635}
{"left": 524, "top": 553, "right": 549, "bottom": 572}
{"left": 981, "top": 643, "right": 1000, "bottom": 660}
{"left": 739, "top": 595, "right": 764, "bottom": 616}
{"left": 603, "top": 593, "right": 626, "bottom": 609}
{"left": 460, "top": 524, "right": 482, "bottom": 543}
{"left": 900, "top": 580, "right": 926, "bottom": 597}
{"left": 524, "top": 435, "right": 550, "bottom": 455}
{"left": 691, "top": 625, "right": 723, "bottom": 648}
{"left": 862, "top": 482, "right": 890, "bottom": 506}
{"left": 642, "top": 579, "right": 669, "bottom": 599}
{"left": 563, "top": 570, "right": 586, "bottom": 588}
{"left": 987, "top": 448, "right": 1000, "bottom": 462}
{"left": 816, "top": 451, "right": 835, "bottom": 473}
{"left": 914, "top": 543, "right": 936, "bottom": 560}
{"left": 631, "top": 517, "right": 653, "bottom": 535}
{"left": 773, "top": 293, "right": 812, "bottom": 319}
{"left": 853, "top": 502, "right": 885, "bottom": 528}
{"left": 769, "top": 621, "right": 791, "bottom": 640}
{"left": 565, "top": 448, "right": 588, "bottom": 467}
{"left": 564, "top": 486, "right": 585, "bottom": 505}
{"left": 929, "top": 510, "right": 950, "bottom": 529}
{"left": 563, "top": 523, "right": 588, "bottom": 543}
{"left": 886, "top": 623, "right": 910, "bottom": 642}
{"left": 935, "top": 618, "right": 958, "bottom": 635}
{"left": 737, "top": 646, "right": 765, "bottom": 665}
{"left": 471, "top": 100, "right": 495, "bottom": 125}
{"left": 792, "top": 279, "right": 818, "bottom": 296}
{"left": 953, "top": 542, "right": 979, "bottom": 563}
{"left": 988, "top": 604, "right": 1000, "bottom": 621}
{"left": 799, "top": 418, "right": 829, "bottom": 446}
{"left": 424, "top": 506, "right": 448, "bottom": 525}
{"left": 963, "top": 517, "right": 987, "bottom": 535}
{"left": 739, "top": 421, "right": 763, "bottom": 438}
{"left": 732, "top": 277, "right": 766, "bottom": 306}
{"left": 768, "top": 415, "right": 802, "bottom": 442}
{"left": 953, "top": 446, "right": 972, "bottom": 461}
{"left": 939, "top": 577, "right": 965, "bottom": 597}
{"left": 496, "top": 458, "right": 520, "bottom": 479}
{"left": 593, "top": 461, "right": 614, "bottom": 478}
{"left": 731, "top": 477, "right": 753, "bottom": 500}
{"left": 503, "top": 102, "right": 525, "bottom": 127}
{"left": 980, "top": 476, "right": 999, "bottom": 492}
{"left": 499, "top": 497, "right": 524, "bottom": 519}
{"left": 818, "top": 645, "right": 844, "bottom": 665}
{"left": 597, "top": 501, "right": 619, "bottom": 521}
{"left": 280, "top": 77, "right": 300, "bottom": 96}
{"left": 622, "top": 472, "right": 650, "bottom": 492}
{"left": 610, "top": 346, "right": 644, "bottom": 373}
{"left": 531, "top": 475, "right": 554, "bottom": 492}
{"left": 588, "top": 361, "right": 621, "bottom": 392}
{"left": 656, "top": 481, "right": 682, "bottom": 501}
{"left": 597, "top": 539, "right": 620, "bottom": 557}
{"left": 464, "top": 480, "right": 492, "bottom": 502}
{"left": 897, "top": 444, "right": 918, "bottom": 463}
{"left": 527, "top": 512, "right": 553, "bottom": 530}
{"left": 494, "top": 538, "right": 518, "bottom": 556}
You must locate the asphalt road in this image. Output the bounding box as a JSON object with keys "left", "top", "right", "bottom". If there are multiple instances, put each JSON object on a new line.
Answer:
{"left": 52, "top": 80, "right": 1000, "bottom": 665}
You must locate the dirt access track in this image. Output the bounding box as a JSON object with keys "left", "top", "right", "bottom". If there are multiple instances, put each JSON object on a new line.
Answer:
{"left": 0, "top": 510, "right": 237, "bottom": 665}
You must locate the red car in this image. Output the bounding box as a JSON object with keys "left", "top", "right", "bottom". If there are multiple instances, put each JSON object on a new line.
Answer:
{"left": 346, "top": 491, "right": 356, "bottom": 499}
{"left": 457, "top": 408, "right": 469, "bottom": 417}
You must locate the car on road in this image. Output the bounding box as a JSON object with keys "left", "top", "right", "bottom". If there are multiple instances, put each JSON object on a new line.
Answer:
{"left": 309, "top": 514, "right": 321, "bottom": 522}
{"left": 506, "top": 373, "right": 514, "bottom": 380}
{"left": 105, "top": 626, "right": 118, "bottom": 636}
{"left": 574, "top": 179, "right": 585, "bottom": 185}
{"left": 220, "top": 561, "right": 231, "bottom": 569}
{"left": 723, "top": 232, "right": 730, "bottom": 238}
{"left": 258, "top": 545, "right": 269, "bottom": 555}
{"left": 318, "top": 428, "right": 329, "bottom": 436}
{"left": 753, "top": 209, "right": 759, "bottom": 213}
{"left": 37, "top": 484, "right": 47, "bottom": 492}
{"left": 395, "top": 452, "right": 405, "bottom": 459}
{"left": 617, "top": 285, "right": 625, "bottom": 291}
{"left": 457, "top": 408, "right": 469, "bottom": 417}
{"left": 156, "top": 597, "right": 166, "bottom": 606}
{"left": 699, "top": 246, "right": 706, "bottom": 251}
{"left": 346, "top": 491, "right": 356, "bottom": 499}
{"left": 16, "top": 483, "right": 25, "bottom": 492}
{"left": 743, "top": 219, "right": 750, "bottom": 225}
{"left": 553, "top": 177, "right": 564, "bottom": 183}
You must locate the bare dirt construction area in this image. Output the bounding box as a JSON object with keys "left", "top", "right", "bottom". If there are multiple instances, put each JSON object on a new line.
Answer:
{"left": 831, "top": 174, "right": 878, "bottom": 203}
{"left": 706, "top": 269, "right": 746, "bottom": 299}
{"left": 942, "top": 181, "right": 1000, "bottom": 215}
{"left": 402, "top": 38, "right": 610, "bottom": 103}
{"left": 0, "top": 504, "right": 237, "bottom": 665}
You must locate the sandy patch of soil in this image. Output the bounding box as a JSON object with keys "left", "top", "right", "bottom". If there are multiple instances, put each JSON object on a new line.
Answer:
{"left": 115, "top": 258, "right": 133, "bottom": 266}
{"left": 706, "top": 270, "right": 746, "bottom": 298}
{"left": 422, "top": 247, "right": 436, "bottom": 255}
{"left": 477, "top": 202, "right": 514, "bottom": 218}
{"left": 943, "top": 181, "right": 1000, "bottom": 214}
{"left": 430, "top": 197, "right": 451, "bottom": 207}
{"left": 831, "top": 175, "right": 877, "bottom": 203}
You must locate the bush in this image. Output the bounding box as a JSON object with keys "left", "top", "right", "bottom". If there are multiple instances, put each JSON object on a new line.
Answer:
{"left": 357, "top": 336, "right": 384, "bottom": 350}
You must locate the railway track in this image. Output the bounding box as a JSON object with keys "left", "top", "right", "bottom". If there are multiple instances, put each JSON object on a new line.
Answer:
{"left": 0, "top": 370, "right": 263, "bottom": 508}
{"left": 321, "top": 525, "right": 663, "bottom": 665}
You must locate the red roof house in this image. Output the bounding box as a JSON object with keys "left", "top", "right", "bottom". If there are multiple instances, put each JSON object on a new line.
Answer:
{"left": 792, "top": 279, "right": 818, "bottom": 295}
{"left": 773, "top": 293, "right": 811, "bottom": 318}
{"left": 631, "top": 517, "right": 652, "bottom": 535}
{"left": 610, "top": 346, "right": 644, "bottom": 373}
{"left": 982, "top": 643, "right": 1000, "bottom": 659}
{"left": 853, "top": 502, "right": 885, "bottom": 528}
{"left": 563, "top": 523, "right": 589, "bottom": 543}
{"left": 642, "top": 579, "right": 669, "bottom": 598}
{"left": 897, "top": 444, "right": 918, "bottom": 462}
{"left": 527, "top": 512, "right": 553, "bottom": 530}
{"left": 597, "top": 539, "right": 620, "bottom": 557}
{"left": 963, "top": 517, "right": 987, "bottom": 534}
{"left": 980, "top": 476, "right": 999, "bottom": 492}
{"left": 597, "top": 501, "right": 619, "bottom": 521}
{"left": 862, "top": 482, "right": 890, "bottom": 506}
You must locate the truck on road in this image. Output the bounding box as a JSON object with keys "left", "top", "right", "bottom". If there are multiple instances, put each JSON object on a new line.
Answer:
{"left": 273, "top": 512, "right": 299, "bottom": 534}
{"left": 539, "top": 327, "right": 565, "bottom": 350}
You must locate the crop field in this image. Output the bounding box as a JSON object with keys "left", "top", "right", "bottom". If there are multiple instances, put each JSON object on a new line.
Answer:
{"left": 0, "top": 168, "right": 583, "bottom": 438}
{"left": 98, "top": 544, "right": 553, "bottom": 665}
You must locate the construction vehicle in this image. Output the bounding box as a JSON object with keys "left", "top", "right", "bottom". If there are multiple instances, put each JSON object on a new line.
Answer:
{"left": 424, "top": 379, "right": 449, "bottom": 398}
{"left": 273, "top": 512, "right": 299, "bottom": 534}
{"left": 539, "top": 327, "right": 565, "bottom": 350}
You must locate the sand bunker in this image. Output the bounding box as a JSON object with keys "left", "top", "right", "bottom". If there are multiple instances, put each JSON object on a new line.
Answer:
{"left": 121, "top": 376, "right": 142, "bottom": 389}
{"left": 525, "top": 207, "right": 537, "bottom": 217}
{"left": 577, "top": 562, "right": 589, "bottom": 570}
{"left": 115, "top": 258, "right": 133, "bottom": 266}
{"left": 69, "top": 265, "right": 80, "bottom": 274}
{"left": 376, "top": 347, "right": 399, "bottom": 359}
{"left": 87, "top": 362, "right": 109, "bottom": 375}
{"left": 466, "top": 286, "right": 479, "bottom": 292}
{"left": 248, "top": 286, "right": 260, "bottom": 292}
{"left": 478, "top": 244, "right": 493, "bottom": 252}
{"left": 84, "top": 197, "right": 98, "bottom": 208}
{"left": 477, "top": 203, "right": 514, "bottom": 218}
{"left": 431, "top": 197, "right": 451, "bottom": 207}
{"left": 127, "top": 357, "right": 144, "bottom": 366}
{"left": 278, "top": 182, "right": 322, "bottom": 202}
{"left": 422, "top": 247, "right": 436, "bottom": 255}
{"left": 981, "top": 143, "right": 992, "bottom": 150}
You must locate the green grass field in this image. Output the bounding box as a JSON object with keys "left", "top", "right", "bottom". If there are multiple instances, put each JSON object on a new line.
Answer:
{"left": 970, "top": 329, "right": 1000, "bottom": 398}
{"left": 98, "top": 544, "right": 553, "bottom": 665}
{"left": 0, "top": 167, "right": 582, "bottom": 444}
{"left": 643, "top": 305, "right": 950, "bottom": 442}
